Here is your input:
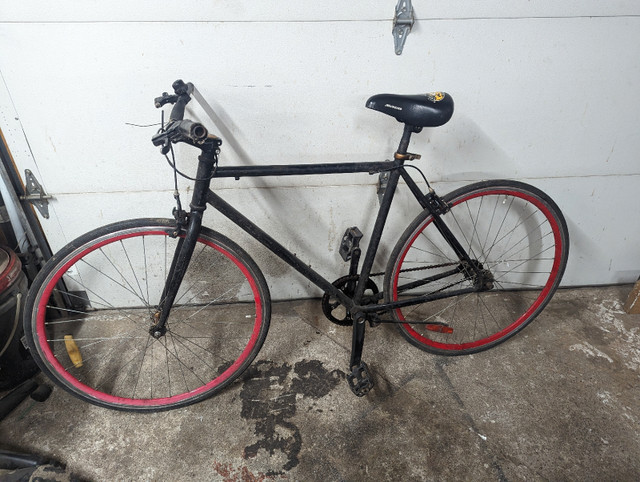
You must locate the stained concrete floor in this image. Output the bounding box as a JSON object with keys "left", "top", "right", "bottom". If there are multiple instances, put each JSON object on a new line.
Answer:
{"left": 1, "top": 285, "right": 639, "bottom": 481}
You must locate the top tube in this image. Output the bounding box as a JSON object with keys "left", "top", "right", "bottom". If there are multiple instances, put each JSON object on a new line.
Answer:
{"left": 213, "top": 160, "right": 401, "bottom": 179}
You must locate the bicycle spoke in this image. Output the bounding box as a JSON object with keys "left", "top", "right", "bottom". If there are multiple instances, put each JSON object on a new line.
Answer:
{"left": 170, "top": 243, "right": 209, "bottom": 306}
{"left": 49, "top": 288, "right": 147, "bottom": 326}
{"left": 490, "top": 219, "right": 550, "bottom": 265}
{"left": 482, "top": 195, "right": 515, "bottom": 263}
{"left": 467, "top": 194, "right": 484, "bottom": 259}
{"left": 132, "top": 336, "right": 154, "bottom": 399}
{"left": 77, "top": 257, "right": 151, "bottom": 311}
{"left": 418, "top": 230, "right": 456, "bottom": 263}
{"left": 143, "top": 236, "right": 150, "bottom": 305}
{"left": 181, "top": 288, "right": 242, "bottom": 321}
{"left": 480, "top": 195, "right": 501, "bottom": 255}
{"left": 477, "top": 293, "right": 503, "bottom": 331}
{"left": 59, "top": 324, "right": 148, "bottom": 368}
{"left": 162, "top": 336, "right": 172, "bottom": 397}
{"left": 174, "top": 283, "right": 237, "bottom": 317}
{"left": 483, "top": 203, "right": 539, "bottom": 264}
{"left": 490, "top": 246, "right": 555, "bottom": 287}
{"left": 168, "top": 328, "right": 190, "bottom": 393}
{"left": 447, "top": 201, "right": 481, "bottom": 262}
{"left": 120, "top": 240, "right": 149, "bottom": 307}
{"left": 163, "top": 331, "right": 223, "bottom": 377}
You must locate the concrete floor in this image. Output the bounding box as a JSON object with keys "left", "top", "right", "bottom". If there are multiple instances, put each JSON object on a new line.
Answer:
{"left": 1, "top": 285, "right": 639, "bottom": 481}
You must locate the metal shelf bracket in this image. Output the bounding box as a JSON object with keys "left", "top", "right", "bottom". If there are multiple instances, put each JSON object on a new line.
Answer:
{"left": 393, "top": 0, "right": 415, "bottom": 55}
{"left": 20, "top": 170, "right": 52, "bottom": 219}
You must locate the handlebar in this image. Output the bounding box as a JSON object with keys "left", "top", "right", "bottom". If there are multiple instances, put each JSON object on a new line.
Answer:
{"left": 151, "top": 79, "right": 212, "bottom": 151}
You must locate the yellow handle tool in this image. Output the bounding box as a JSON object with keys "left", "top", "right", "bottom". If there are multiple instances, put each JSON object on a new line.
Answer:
{"left": 64, "top": 335, "right": 83, "bottom": 368}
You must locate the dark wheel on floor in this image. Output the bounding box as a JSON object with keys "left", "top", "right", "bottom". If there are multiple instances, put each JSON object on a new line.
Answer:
{"left": 384, "top": 180, "right": 569, "bottom": 355}
{"left": 23, "top": 219, "right": 271, "bottom": 411}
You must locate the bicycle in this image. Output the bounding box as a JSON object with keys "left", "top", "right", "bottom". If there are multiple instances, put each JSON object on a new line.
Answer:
{"left": 22, "top": 80, "right": 569, "bottom": 412}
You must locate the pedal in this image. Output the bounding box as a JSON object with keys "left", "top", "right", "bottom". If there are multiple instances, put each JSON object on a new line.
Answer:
{"left": 346, "top": 362, "right": 374, "bottom": 397}
{"left": 339, "top": 227, "right": 363, "bottom": 262}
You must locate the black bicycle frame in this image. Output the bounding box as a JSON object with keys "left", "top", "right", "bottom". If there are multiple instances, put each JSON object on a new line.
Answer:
{"left": 206, "top": 160, "right": 476, "bottom": 311}
{"left": 153, "top": 126, "right": 478, "bottom": 369}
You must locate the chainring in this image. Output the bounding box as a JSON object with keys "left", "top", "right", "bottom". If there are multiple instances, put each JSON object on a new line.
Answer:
{"left": 321, "top": 275, "right": 379, "bottom": 326}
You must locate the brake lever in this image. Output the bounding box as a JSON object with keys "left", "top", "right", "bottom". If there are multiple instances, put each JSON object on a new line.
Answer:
{"left": 161, "top": 139, "right": 172, "bottom": 155}
{"left": 151, "top": 126, "right": 173, "bottom": 153}
{"left": 152, "top": 120, "right": 194, "bottom": 154}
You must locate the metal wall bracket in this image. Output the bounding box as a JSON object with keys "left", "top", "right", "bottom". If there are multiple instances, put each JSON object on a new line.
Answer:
{"left": 393, "top": 0, "right": 415, "bottom": 55}
{"left": 20, "top": 169, "right": 52, "bottom": 219}
{"left": 377, "top": 170, "right": 390, "bottom": 204}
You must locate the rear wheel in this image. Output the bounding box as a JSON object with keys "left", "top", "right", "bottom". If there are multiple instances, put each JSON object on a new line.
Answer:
{"left": 24, "top": 218, "right": 270, "bottom": 411}
{"left": 384, "top": 180, "right": 569, "bottom": 355}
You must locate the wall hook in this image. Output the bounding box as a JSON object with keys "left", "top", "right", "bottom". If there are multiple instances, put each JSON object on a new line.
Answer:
{"left": 393, "top": 0, "right": 415, "bottom": 55}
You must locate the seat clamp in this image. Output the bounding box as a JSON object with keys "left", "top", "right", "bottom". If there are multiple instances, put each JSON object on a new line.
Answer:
{"left": 394, "top": 152, "right": 422, "bottom": 161}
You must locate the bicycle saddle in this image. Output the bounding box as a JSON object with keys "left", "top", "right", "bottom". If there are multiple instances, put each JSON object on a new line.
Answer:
{"left": 366, "top": 92, "right": 454, "bottom": 128}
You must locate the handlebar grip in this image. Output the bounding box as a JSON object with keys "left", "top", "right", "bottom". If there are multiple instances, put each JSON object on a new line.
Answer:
{"left": 176, "top": 120, "right": 208, "bottom": 143}
{"left": 151, "top": 120, "right": 208, "bottom": 148}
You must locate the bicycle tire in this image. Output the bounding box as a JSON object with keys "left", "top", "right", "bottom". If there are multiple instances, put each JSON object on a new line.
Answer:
{"left": 384, "top": 180, "right": 569, "bottom": 355}
{"left": 23, "top": 218, "right": 271, "bottom": 411}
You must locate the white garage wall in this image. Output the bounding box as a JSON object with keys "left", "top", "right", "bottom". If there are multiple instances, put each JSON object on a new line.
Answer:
{"left": 1, "top": 2, "right": 639, "bottom": 298}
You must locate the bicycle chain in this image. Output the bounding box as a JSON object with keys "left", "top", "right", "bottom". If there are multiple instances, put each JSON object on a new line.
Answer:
{"left": 368, "top": 261, "right": 458, "bottom": 278}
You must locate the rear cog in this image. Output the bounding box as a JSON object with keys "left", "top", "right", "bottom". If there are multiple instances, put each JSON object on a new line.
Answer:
{"left": 321, "top": 275, "right": 379, "bottom": 326}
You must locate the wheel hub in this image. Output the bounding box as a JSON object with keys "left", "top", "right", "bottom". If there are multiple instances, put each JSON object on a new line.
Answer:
{"left": 461, "top": 260, "right": 494, "bottom": 291}
{"left": 149, "top": 311, "right": 167, "bottom": 338}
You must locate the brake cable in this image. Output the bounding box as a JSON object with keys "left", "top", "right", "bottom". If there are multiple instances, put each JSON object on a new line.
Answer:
{"left": 157, "top": 110, "right": 221, "bottom": 235}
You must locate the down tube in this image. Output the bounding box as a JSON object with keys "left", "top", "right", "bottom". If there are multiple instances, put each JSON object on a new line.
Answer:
{"left": 206, "top": 189, "right": 353, "bottom": 307}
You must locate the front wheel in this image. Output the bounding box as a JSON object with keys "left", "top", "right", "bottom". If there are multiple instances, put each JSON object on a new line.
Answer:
{"left": 23, "top": 218, "right": 271, "bottom": 411}
{"left": 384, "top": 180, "right": 569, "bottom": 355}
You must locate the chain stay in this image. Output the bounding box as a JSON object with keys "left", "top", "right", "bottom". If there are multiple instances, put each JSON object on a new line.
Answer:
{"left": 369, "top": 261, "right": 458, "bottom": 278}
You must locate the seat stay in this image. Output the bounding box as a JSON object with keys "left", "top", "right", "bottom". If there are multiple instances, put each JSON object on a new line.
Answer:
{"left": 400, "top": 169, "right": 477, "bottom": 268}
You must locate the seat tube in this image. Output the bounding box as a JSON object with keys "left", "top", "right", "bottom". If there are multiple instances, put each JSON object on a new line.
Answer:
{"left": 353, "top": 124, "right": 413, "bottom": 303}
{"left": 353, "top": 166, "right": 401, "bottom": 303}
{"left": 349, "top": 156, "right": 404, "bottom": 369}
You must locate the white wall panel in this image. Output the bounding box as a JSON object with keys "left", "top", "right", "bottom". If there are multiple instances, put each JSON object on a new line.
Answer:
{"left": 4, "top": 1, "right": 640, "bottom": 21}
{"left": 1, "top": 3, "right": 638, "bottom": 294}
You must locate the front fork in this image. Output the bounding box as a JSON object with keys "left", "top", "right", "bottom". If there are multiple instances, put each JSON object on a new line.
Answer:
{"left": 150, "top": 142, "right": 219, "bottom": 337}
{"left": 150, "top": 211, "right": 204, "bottom": 337}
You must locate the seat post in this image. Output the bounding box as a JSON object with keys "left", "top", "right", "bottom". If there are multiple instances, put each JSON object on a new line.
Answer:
{"left": 396, "top": 124, "right": 415, "bottom": 155}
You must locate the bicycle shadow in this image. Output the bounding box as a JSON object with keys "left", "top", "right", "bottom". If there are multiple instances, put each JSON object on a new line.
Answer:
{"left": 187, "top": 91, "right": 390, "bottom": 292}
